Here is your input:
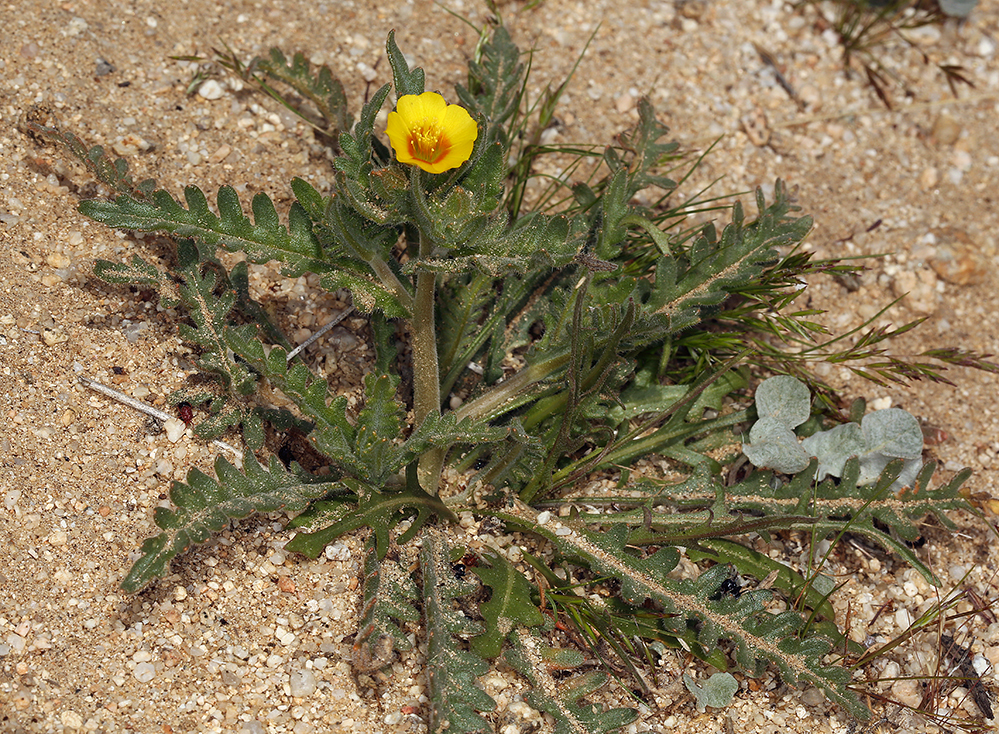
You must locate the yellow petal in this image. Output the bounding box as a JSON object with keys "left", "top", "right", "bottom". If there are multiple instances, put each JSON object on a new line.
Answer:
{"left": 386, "top": 110, "right": 416, "bottom": 165}
{"left": 396, "top": 91, "right": 447, "bottom": 121}
{"left": 442, "top": 104, "right": 478, "bottom": 145}
{"left": 386, "top": 92, "right": 478, "bottom": 173}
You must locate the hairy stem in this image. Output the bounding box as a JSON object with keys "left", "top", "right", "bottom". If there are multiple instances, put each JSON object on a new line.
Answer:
{"left": 412, "top": 227, "right": 445, "bottom": 494}
{"left": 367, "top": 254, "right": 414, "bottom": 313}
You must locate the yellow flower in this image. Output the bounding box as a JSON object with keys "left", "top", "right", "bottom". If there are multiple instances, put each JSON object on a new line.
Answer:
{"left": 386, "top": 92, "right": 478, "bottom": 174}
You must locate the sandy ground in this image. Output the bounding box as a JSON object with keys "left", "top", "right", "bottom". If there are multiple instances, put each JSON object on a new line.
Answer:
{"left": 2, "top": 1, "right": 999, "bottom": 732}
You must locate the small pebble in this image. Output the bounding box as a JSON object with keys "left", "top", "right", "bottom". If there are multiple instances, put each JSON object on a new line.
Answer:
{"left": 324, "top": 542, "right": 351, "bottom": 562}
{"left": 60, "top": 710, "right": 84, "bottom": 729}
{"left": 198, "top": 79, "right": 226, "bottom": 100}
{"left": 164, "top": 418, "right": 186, "bottom": 443}
{"left": 797, "top": 83, "right": 821, "bottom": 109}
{"left": 891, "top": 679, "right": 922, "bottom": 708}
{"left": 46, "top": 253, "right": 71, "bottom": 269}
{"left": 931, "top": 112, "right": 961, "bottom": 146}
{"left": 895, "top": 607, "right": 914, "bottom": 630}
{"left": 65, "top": 17, "right": 88, "bottom": 36}
{"left": 919, "top": 166, "right": 939, "bottom": 191}
{"left": 112, "top": 135, "right": 141, "bottom": 156}
{"left": 133, "top": 662, "right": 156, "bottom": 682}
{"left": 928, "top": 227, "right": 987, "bottom": 285}
{"left": 208, "top": 144, "right": 232, "bottom": 163}
{"left": 952, "top": 149, "right": 972, "bottom": 172}
{"left": 289, "top": 669, "right": 317, "bottom": 697}
{"left": 42, "top": 328, "right": 68, "bottom": 346}
{"left": 356, "top": 62, "right": 377, "bottom": 82}
{"left": 973, "top": 653, "right": 991, "bottom": 676}
{"left": 329, "top": 326, "right": 359, "bottom": 352}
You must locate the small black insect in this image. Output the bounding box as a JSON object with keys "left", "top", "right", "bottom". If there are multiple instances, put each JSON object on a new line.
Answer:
{"left": 709, "top": 573, "right": 742, "bottom": 601}
{"left": 451, "top": 563, "right": 466, "bottom": 579}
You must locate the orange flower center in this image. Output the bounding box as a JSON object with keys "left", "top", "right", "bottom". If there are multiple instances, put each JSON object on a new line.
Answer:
{"left": 409, "top": 120, "right": 449, "bottom": 164}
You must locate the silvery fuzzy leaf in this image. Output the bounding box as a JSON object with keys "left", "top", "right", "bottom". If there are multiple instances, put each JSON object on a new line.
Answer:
{"left": 743, "top": 417, "right": 810, "bottom": 474}
{"left": 858, "top": 451, "right": 892, "bottom": 487}
{"left": 861, "top": 408, "right": 923, "bottom": 459}
{"left": 801, "top": 421, "right": 865, "bottom": 480}
{"left": 683, "top": 672, "right": 739, "bottom": 712}
{"left": 939, "top": 0, "right": 978, "bottom": 18}
{"left": 754, "top": 375, "right": 811, "bottom": 428}
{"left": 858, "top": 454, "right": 923, "bottom": 491}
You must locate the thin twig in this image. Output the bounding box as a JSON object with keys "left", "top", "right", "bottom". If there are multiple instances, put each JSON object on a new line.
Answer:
{"left": 285, "top": 306, "right": 355, "bottom": 362}
{"left": 753, "top": 42, "right": 803, "bottom": 110}
{"left": 78, "top": 375, "right": 242, "bottom": 458}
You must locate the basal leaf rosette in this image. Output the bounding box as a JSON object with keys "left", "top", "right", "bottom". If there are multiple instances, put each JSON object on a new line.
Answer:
{"left": 386, "top": 92, "right": 478, "bottom": 174}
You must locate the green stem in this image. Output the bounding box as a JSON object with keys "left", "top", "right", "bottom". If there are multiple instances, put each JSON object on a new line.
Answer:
{"left": 454, "top": 350, "right": 572, "bottom": 425}
{"left": 367, "top": 254, "right": 414, "bottom": 314}
{"left": 595, "top": 408, "right": 750, "bottom": 470}
{"left": 412, "top": 223, "right": 445, "bottom": 494}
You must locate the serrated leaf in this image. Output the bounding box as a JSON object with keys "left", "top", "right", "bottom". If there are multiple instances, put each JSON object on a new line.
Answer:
{"left": 93, "top": 255, "right": 165, "bottom": 287}
{"left": 469, "top": 552, "right": 545, "bottom": 658}
{"left": 254, "top": 47, "right": 353, "bottom": 134}
{"left": 505, "top": 628, "right": 637, "bottom": 734}
{"left": 285, "top": 474, "right": 456, "bottom": 560}
{"left": 686, "top": 539, "right": 837, "bottom": 622}
{"left": 455, "top": 25, "right": 524, "bottom": 146}
{"left": 386, "top": 30, "right": 425, "bottom": 98}
{"left": 421, "top": 529, "right": 495, "bottom": 734}
{"left": 121, "top": 455, "right": 335, "bottom": 592}
{"left": 26, "top": 122, "right": 156, "bottom": 199}
{"left": 499, "top": 504, "right": 868, "bottom": 718}
{"left": 354, "top": 371, "right": 405, "bottom": 483}
{"left": 353, "top": 538, "right": 419, "bottom": 672}
{"left": 80, "top": 185, "right": 328, "bottom": 278}
{"left": 646, "top": 184, "right": 811, "bottom": 337}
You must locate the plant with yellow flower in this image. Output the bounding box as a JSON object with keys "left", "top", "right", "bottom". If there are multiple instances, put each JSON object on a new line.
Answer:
{"left": 37, "top": 18, "right": 987, "bottom": 734}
